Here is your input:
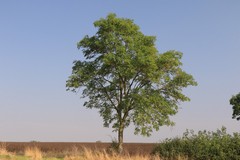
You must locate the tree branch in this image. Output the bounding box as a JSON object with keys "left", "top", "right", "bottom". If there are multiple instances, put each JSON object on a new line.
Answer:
{"left": 126, "top": 71, "right": 140, "bottom": 96}
{"left": 96, "top": 80, "right": 119, "bottom": 112}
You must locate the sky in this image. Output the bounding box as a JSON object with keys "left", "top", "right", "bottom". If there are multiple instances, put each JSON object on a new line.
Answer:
{"left": 0, "top": 1, "right": 239, "bottom": 143}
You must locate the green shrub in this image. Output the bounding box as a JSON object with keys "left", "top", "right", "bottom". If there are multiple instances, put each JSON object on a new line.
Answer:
{"left": 152, "top": 127, "right": 240, "bottom": 160}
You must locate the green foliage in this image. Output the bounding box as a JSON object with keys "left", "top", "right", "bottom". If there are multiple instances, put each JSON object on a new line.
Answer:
{"left": 230, "top": 92, "right": 240, "bottom": 120}
{"left": 66, "top": 13, "right": 197, "bottom": 149}
{"left": 152, "top": 127, "right": 240, "bottom": 160}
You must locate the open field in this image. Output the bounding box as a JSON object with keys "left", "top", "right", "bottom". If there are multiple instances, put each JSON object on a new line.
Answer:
{"left": 4, "top": 142, "right": 155, "bottom": 156}
{"left": 2, "top": 128, "right": 240, "bottom": 160}
{"left": 0, "top": 142, "right": 165, "bottom": 160}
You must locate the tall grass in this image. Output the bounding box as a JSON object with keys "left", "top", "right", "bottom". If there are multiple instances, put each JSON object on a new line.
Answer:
{"left": 0, "top": 142, "right": 186, "bottom": 160}
{"left": 64, "top": 147, "right": 162, "bottom": 160}
{"left": 152, "top": 127, "right": 240, "bottom": 160}
{"left": 24, "top": 146, "right": 42, "bottom": 160}
{"left": 0, "top": 142, "right": 9, "bottom": 155}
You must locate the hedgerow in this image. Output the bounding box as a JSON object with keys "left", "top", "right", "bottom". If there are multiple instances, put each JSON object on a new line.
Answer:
{"left": 152, "top": 127, "right": 240, "bottom": 160}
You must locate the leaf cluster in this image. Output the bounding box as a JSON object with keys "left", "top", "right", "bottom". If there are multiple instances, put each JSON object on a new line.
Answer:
{"left": 230, "top": 92, "right": 240, "bottom": 120}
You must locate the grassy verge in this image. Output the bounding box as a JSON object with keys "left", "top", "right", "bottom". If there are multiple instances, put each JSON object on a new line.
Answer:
{"left": 0, "top": 143, "right": 162, "bottom": 160}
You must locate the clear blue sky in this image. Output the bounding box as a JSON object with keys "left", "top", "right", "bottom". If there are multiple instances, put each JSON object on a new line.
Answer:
{"left": 0, "top": 1, "right": 239, "bottom": 142}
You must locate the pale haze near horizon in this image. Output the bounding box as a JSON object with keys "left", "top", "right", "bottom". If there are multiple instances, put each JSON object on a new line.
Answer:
{"left": 0, "top": 1, "right": 239, "bottom": 142}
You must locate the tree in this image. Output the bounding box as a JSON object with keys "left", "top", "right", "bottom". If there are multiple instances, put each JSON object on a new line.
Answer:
{"left": 66, "top": 13, "right": 197, "bottom": 152}
{"left": 230, "top": 92, "right": 240, "bottom": 120}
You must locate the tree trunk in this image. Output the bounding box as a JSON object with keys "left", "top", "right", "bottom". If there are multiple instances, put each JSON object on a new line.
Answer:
{"left": 117, "top": 124, "right": 124, "bottom": 153}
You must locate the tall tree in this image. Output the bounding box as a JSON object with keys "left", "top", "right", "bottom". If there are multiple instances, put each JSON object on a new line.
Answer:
{"left": 230, "top": 92, "right": 240, "bottom": 120}
{"left": 66, "top": 13, "right": 197, "bottom": 152}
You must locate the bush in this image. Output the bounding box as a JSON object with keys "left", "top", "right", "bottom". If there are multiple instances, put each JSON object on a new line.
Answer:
{"left": 152, "top": 127, "right": 240, "bottom": 160}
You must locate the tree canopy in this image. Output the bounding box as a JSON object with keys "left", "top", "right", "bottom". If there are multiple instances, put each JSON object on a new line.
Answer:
{"left": 66, "top": 13, "right": 197, "bottom": 152}
{"left": 230, "top": 92, "right": 240, "bottom": 120}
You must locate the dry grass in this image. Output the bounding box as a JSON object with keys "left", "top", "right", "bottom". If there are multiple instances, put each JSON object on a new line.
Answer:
{"left": 64, "top": 147, "right": 167, "bottom": 160}
{"left": 0, "top": 142, "right": 16, "bottom": 157}
{"left": 24, "top": 146, "right": 43, "bottom": 160}
{"left": 1, "top": 142, "right": 187, "bottom": 160}
{"left": 0, "top": 142, "right": 9, "bottom": 155}
{"left": 63, "top": 147, "right": 189, "bottom": 160}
